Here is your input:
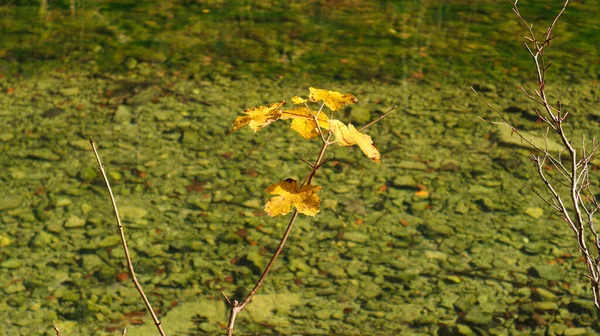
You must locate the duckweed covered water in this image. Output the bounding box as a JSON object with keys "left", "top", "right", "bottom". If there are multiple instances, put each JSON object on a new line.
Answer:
{"left": 2, "top": 1, "right": 600, "bottom": 335}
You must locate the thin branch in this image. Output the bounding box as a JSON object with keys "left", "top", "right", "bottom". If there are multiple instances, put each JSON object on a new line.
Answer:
{"left": 358, "top": 105, "right": 397, "bottom": 132}
{"left": 522, "top": 182, "right": 560, "bottom": 212}
{"left": 545, "top": 0, "right": 570, "bottom": 42}
{"left": 473, "top": 88, "right": 556, "bottom": 158}
{"left": 308, "top": 102, "right": 329, "bottom": 144}
{"left": 304, "top": 133, "right": 333, "bottom": 187}
{"left": 585, "top": 184, "right": 600, "bottom": 256}
{"left": 221, "top": 292, "right": 232, "bottom": 305}
{"left": 89, "top": 137, "right": 166, "bottom": 336}
{"left": 300, "top": 158, "right": 315, "bottom": 168}
{"left": 547, "top": 155, "right": 572, "bottom": 185}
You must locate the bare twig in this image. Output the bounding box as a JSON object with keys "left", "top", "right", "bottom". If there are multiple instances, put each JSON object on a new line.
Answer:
{"left": 221, "top": 292, "right": 232, "bottom": 305}
{"left": 521, "top": 182, "right": 560, "bottom": 212}
{"left": 90, "top": 137, "right": 167, "bottom": 335}
{"left": 482, "top": 0, "right": 600, "bottom": 309}
{"left": 303, "top": 133, "right": 333, "bottom": 187}
{"left": 358, "top": 105, "right": 397, "bottom": 131}
{"left": 300, "top": 158, "right": 315, "bottom": 168}
{"left": 53, "top": 324, "right": 62, "bottom": 336}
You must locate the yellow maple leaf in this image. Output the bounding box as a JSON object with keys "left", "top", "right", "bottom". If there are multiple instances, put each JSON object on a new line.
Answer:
{"left": 230, "top": 101, "right": 285, "bottom": 133}
{"left": 308, "top": 87, "right": 358, "bottom": 111}
{"left": 281, "top": 106, "right": 330, "bottom": 139}
{"left": 329, "top": 119, "right": 380, "bottom": 163}
{"left": 265, "top": 178, "right": 322, "bottom": 217}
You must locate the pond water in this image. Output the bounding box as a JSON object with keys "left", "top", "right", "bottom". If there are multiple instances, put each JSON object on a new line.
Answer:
{"left": 2, "top": 1, "right": 600, "bottom": 335}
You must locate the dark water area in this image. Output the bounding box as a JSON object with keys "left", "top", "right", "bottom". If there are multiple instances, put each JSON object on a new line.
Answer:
{"left": 2, "top": 1, "right": 600, "bottom": 335}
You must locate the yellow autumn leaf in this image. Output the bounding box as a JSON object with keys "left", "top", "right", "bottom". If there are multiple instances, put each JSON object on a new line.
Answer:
{"left": 230, "top": 101, "right": 286, "bottom": 133}
{"left": 308, "top": 87, "right": 358, "bottom": 111}
{"left": 415, "top": 190, "right": 429, "bottom": 197}
{"left": 292, "top": 96, "right": 307, "bottom": 104}
{"left": 281, "top": 106, "right": 330, "bottom": 139}
{"left": 290, "top": 118, "right": 320, "bottom": 139}
{"left": 329, "top": 119, "right": 380, "bottom": 163}
{"left": 265, "top": 178, "right": 322, "bottom": 217}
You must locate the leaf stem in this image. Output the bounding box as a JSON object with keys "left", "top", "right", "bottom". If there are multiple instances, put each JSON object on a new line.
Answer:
{"left": 301, "top": 133, "right": 332, "bottom": 187}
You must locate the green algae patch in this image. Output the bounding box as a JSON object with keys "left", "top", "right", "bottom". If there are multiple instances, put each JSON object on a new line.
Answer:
{"left": 245, "top": 293, "right": 302, "bottom": 327}
{"left": 119, "top": 206, "right": 148, "bottom": 220}
{"left": 0, "top": 259, "right": 22, "bottom": 269}
{"left": 127, "top": 300, "right": 227, "bottom": 335}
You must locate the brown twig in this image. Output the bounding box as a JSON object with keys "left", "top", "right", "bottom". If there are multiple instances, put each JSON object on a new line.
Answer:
{"left": 53, "top": 324, "right": 62, "bottom": 336}
{"left": 300, "top": 157, "right": 315, "bottom": 168}
{"left": 89, "top": 137, "right": 167, "bottom": 335}
{"left": 358, "top": 105, "right": 398, "bottom": 132}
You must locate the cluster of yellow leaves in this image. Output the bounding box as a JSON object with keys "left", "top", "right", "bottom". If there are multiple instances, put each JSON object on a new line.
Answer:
{"left": 231, "top": 87, "right": 385, "bottom": 217}
{"left": 230, "top": 87, "right": 357, "bottom": 136}
{"left": 231, "top": 87, "right": 380, "bottom": 164}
